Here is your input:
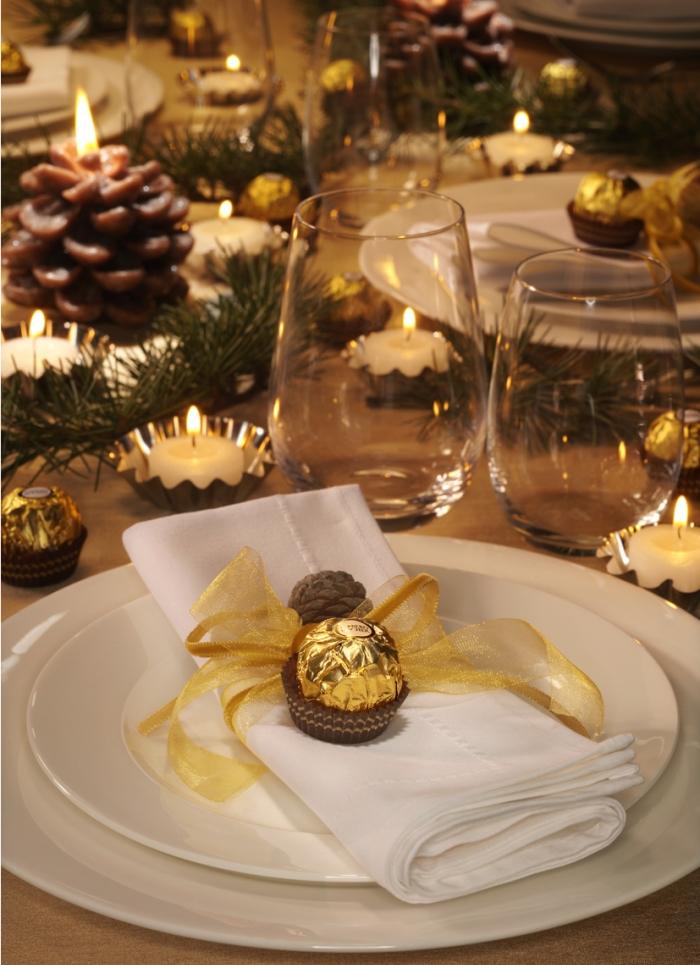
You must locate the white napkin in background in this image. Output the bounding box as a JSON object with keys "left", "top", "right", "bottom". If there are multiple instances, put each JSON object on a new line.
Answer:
{"left": 123, "top": 485, "right": 642, "bottom": 904}
{"left": 2, "top": 46, "right": 72, "bottom": 118}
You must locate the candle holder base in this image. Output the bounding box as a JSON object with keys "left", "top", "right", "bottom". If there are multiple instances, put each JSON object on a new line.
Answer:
{"left": 108, "top": 415, "right": 273, "bottom": 513}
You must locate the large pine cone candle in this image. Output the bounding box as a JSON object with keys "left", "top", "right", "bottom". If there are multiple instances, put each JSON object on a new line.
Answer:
{"left": 2, "top": 143, "right": 193, "bottom": 330}
{"left": 391, "top": 0, "right": 514, "bottom": 79}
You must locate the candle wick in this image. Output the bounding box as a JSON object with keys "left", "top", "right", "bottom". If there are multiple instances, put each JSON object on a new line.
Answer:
{"left": 191, "top": 434, "right": 197, "bottom": 450}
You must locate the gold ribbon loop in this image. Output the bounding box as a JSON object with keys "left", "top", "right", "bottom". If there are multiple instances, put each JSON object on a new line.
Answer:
{"left": 139, "top": 547, "right": 604, "bottom": 802}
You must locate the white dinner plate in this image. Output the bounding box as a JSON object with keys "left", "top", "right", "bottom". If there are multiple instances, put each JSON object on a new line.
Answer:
{"left": 361, "top": 173, "right": 699, "bottom": 344}
{"left": 24, "top": 565, "right": 677, "bottom": 882}
{"left": 500, "top": 0, "right": 700, "bottom": 48}
{"left": 2, "top": 49, "right": 108, "bottom": 135}
{"left": 1, "top": 53, "right": 163, "bottom": 154}
{"left": 3, "top": 537, "right": 699, "bottom": 951}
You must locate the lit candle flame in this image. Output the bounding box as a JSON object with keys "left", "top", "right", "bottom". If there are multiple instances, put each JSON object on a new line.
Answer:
{"left": 673, "top": 495, "right": 689, "bottom": 539}
{"left": 186, "top": 405, "right": 201, "bottom": 448}
{"left": 74, "top": 87, "right": 98, "bottom": 156}
{"left": 226, "top": 54, "right": 241, "bottom": 71}
{"left": 28, "top": 309, "right": 46, "bottom": 338}
{"left": 218, "top": 199, "right": 234, "bottom": 220}
{"left": 618, "top": 440, "right": 627, "bottom": 464}
{"left": 513, "top": 110, "right": 530, "bottom": 135}
{"left": 402, "top": 307, "right": 416, "bottom": 341}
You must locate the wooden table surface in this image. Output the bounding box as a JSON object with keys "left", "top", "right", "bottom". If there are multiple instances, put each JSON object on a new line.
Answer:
{"left": 2, "top": 3, "right": 699, "bottom": 962}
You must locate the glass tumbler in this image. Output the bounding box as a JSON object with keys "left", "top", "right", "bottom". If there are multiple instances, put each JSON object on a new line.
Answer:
{"left": 303, "top": 8, "right": 443, "bottom": 193}
{"left": 488, "top": 247, "right": 685, "bottom": 554}
{"left": 269, "top": 188, "right": 487, "bottom": 522}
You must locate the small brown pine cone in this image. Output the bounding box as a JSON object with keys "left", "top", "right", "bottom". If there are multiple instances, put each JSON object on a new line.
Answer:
{"left": 288, "top": 570, "right": 369, "bottom": 625}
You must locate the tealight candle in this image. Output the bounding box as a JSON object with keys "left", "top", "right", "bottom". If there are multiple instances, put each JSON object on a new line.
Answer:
{"left": 349, "top": 308, "right": 449, "bottom": 377}
{"left": 199, "top": 55, "right": 264, "bottom": 105}
{"left": 189, "top": 199, "right": 272, "bottom": 276}
{"left": 147, "top": 406, "right": 244, "bottom": 489}
{"left": 622, "top": 497, "right": 700, "bottom": 593}
{"left": 1, "top": 310, "right": 80, "bottom": 379}
{"left": 483, "top": 110, "right": 560, "bottom": 174}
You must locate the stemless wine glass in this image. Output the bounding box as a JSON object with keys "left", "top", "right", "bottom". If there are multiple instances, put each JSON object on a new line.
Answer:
{"left": 269, "top": 188, "right": 487, "bottom": 522}
{"left": 488, "top": 247, "right": 685, "bottom": 554}
{"left": 304, "top": 8, "right": 443, "bottom": 193}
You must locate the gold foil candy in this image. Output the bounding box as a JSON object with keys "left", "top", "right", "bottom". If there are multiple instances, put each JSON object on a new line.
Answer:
{"left": 573, "top": 171, "right": 641, "bottom": 223}
{"left": 320, "top": 59, "right": 367, "bottom": 94}
{"left": 296, "top": 617, "right": 403, "bottom": 712}
{"left": 237, "top": 173, "right": 300, "bottom": 222}
{"left": 539, "top": 59, "right": 587, "bottom": 98}
{"left": 645, "top": 410, "right": 700, "bottom": 470}
{"left": 2, "top": 39, "right": 30, "bottom": 83}
{"left": 1, "top": 486, "right": 82, "bottom": 554}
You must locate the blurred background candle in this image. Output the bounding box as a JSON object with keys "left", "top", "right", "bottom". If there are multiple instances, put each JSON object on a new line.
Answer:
{"left": 624, "top": 497, "right": 700, "bottom": 593}
{"left": 189, "top": 199, "right": 272, "bottom": 275}
{"left": 483, "top": 110, "right": 560, "bottom": 173}
{"left": 349, "top": 308, "right": 449, "bottom": 377}
{"left": 146, "top": 406, "right": 244, "bottom": 488}
{"left": 198, "top": 53, "right": 264, "bottom": 104}
{"left": 1, "top": 310, "right": 80, "bottom": 379}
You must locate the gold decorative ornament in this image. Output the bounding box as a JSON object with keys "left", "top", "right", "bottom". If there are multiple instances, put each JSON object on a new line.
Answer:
{"left": 319, "top": 273, "right": 392, "bottom": 345}
{"left": 295, "top": 617, "right": 403, "bottom": 712}
{"left": 573, "top": 171, "right": 641, "bottom": 223}
{"left": 237, "top": 173, "right": 300, "bottom": 223}
{"left": 644, "top": 409, "right": 700, "bottom": 499}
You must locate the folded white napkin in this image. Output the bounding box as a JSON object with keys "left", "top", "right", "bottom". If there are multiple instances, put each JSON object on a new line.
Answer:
{"left": 123, "top": 485, "right": 642, "bottom": 903}
{"left": 2, "top": 46, "right": 72, "bottom": 119}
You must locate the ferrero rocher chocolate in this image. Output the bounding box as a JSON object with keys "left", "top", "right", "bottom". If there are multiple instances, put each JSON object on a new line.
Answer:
{"left": 644, "top": 410, "right": 700, "bottom": 499}
{"left": 320, "top": 59, "right": 367, "bottom": 94}
{"left": 1, "top": 486, "right": 87, "bottom": 586}
{"left": 296, "top": 617, "right": 403, "bottom": 712}
{"left": 538, "top": 59, "right": 588, "bottom": 99}
{"left": 1, "top": 39, "right": 30, "bottom": 84}
{"left": 320, "top": 273, "right": 391, "bottom": 345}
{"left": 237, "top": 173, "right": 300, "bottom": 224}
{"left": 573, "top": 171, "right": 641, "bottom": 223}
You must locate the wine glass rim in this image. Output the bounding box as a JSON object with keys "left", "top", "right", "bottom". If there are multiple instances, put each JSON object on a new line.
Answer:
{"left": 514, "top": 246, "right": 673, "bottom": 301}
{"left": 317, "top": 7, "right": 430, "bottom": 35}
{"left": 295, "top": 188, "right": 465, "bottom": 240}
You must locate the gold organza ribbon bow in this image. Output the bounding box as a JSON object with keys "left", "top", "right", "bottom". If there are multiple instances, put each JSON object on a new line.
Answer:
{"left": 620, "top": 162, "right": 700, "bottom": 294}
{"left": 139, "top": 548, "right": 604, "bottom": 802}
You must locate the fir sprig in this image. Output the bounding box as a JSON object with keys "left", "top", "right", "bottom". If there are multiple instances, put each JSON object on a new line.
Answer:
{"left": 1, "top": 250, "right": 289, "bottom": 483}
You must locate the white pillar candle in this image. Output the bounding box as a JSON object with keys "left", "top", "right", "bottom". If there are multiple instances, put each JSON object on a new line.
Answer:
{"left": 146, "top": 406, "right": 244, "bottom": 489}
{"left": 483, "top": 110, "right": 557, "bottom": 172}
{"left": 189, "top": 200, "right": 272, "bottom": 276}
{"left": 1, "top": 311, "right": 80, "bottom": 379}
{"left": 623, "top": 498, "right": 700, "bottom": 593}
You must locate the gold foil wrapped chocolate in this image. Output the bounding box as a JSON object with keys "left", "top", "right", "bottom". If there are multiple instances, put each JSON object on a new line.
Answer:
{"left": 296, "top": 617, "right": 403, "bottom": 712}
{"left": 237, "top": 173, "right": 300, "bottom": 223}
{"left": 573, "top": 171, "right": 641, "bottom": 224}
{"left": 1, "top": 39, "right": 30, "bottom": 84}
{"left": 320, "top": 273, "right": 391, "bottom": 345}
{"left": 538, "top": 59, "right": 588, "bottom": 99}
{"left": 1, "top": 486, "right": 82, "bottom": 554}
{"left": 320, "top": 58, "right": 367, "bottom": 94}
{"left": 645, "top": 410, "right": 700, "bottom": 469}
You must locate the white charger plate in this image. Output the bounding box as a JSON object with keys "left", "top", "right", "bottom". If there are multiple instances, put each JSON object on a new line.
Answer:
{"left": 24, "top": 564, "right": 677, "bottom": 882}
{"left": 3, "top": 536, "right": 699, "bottom": 951}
